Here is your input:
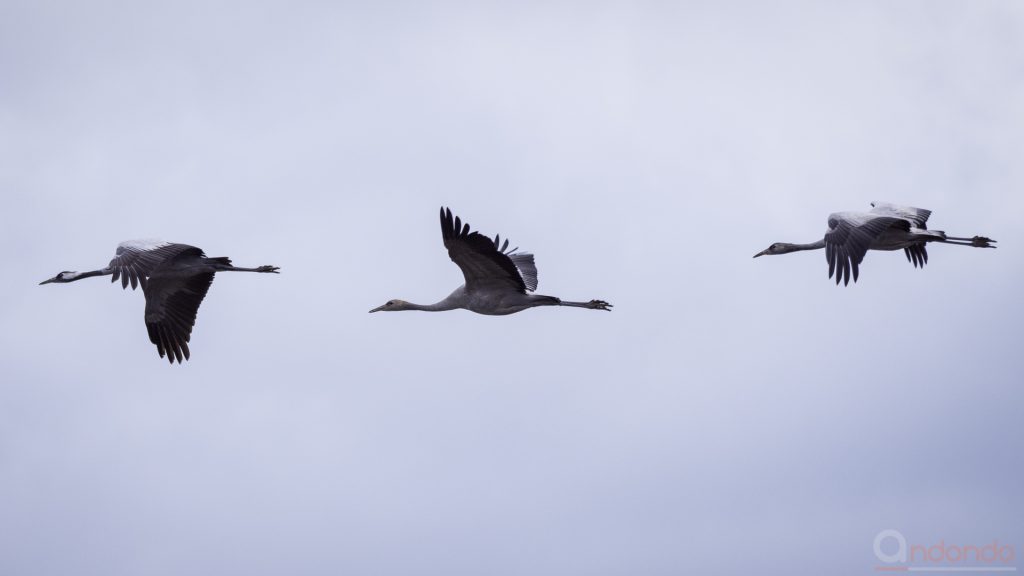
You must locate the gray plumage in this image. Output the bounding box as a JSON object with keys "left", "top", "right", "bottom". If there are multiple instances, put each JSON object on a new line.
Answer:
{"left": 40, "top": 240, "right": 279, "bottom": 363}
{"left": 370, "top": 208, "right": 611, "bottom": 315}
{"left": 754, "top": 202, "right": 995, "bottom": 285}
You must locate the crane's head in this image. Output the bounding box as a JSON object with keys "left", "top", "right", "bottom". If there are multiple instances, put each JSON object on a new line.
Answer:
{"left": 369, "top": 299, "right": 410, "bottom": 313}
{"left": 39, "top": 271, "right": 79, "bottom": 285}
{"left": 753, "top": 243, "right": 797, "bottom": 258}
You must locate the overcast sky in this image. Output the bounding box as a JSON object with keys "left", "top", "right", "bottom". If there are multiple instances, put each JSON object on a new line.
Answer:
{"left": 1, "top": 1, "right": 1022, "bottom": 574}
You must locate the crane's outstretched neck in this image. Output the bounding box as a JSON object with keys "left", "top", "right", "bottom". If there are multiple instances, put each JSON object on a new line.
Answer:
{"left": 370, "top": 297, "right": 461, "bottom": 312}
{"left": 754, "top": 239, "right": 825, "bottom": 257}
{"left": 39, "top": 268, "right": 111, "bottom": 285}
{"left": 71, "top": 269, "right": 111, "bottom": 281}
{"left": 785, "top": 239, "right": 827, "bottom": 252}
{"left": 405, "top": 300, "right": 461, "bottom": 312}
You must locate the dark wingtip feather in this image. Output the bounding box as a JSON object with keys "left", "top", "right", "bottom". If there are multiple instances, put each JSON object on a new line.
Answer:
{"left": 827, "top": 243, "right": 836, "bottom": 279}
{"left": 161, "top": 326, "right": 179, "bottom": 364}
{"left": 441, "top": 207, "right": 459, "bottom": 243}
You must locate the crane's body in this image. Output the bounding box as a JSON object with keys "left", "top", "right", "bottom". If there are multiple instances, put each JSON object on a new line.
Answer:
{"left": 40, "top": 240, "right": 279, "bottom": 363}
{"left": 754, "top": 202, "right": 995, "bottom": 285}
{"left": 370, "top": 208, "right": 611, "bottom": 315}
{"left": 394, "top": 285, "right": 561, "bottom": 316}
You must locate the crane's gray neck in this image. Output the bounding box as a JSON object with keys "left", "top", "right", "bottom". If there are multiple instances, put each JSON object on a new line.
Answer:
{"left": 67, "top": 269, "right": 111, "bottom": 282}
{"left": 403, "top": 300, "right": 460, "bottom": 312}
{"left": 782, "top": 239, "right": 826, "bottom": 253}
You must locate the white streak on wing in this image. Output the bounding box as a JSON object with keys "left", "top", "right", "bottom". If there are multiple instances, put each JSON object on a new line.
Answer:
{"left": 869, "top": 202, "right": 932, "bottom": 227}
{"left": 118, "top": 239, "right": 169, "bottom": 253}
{"left": 871, "top": 201, "right": 927, "bottom": 214}
{"left": 829, "top": 211, "right": 877, "bottom": 227}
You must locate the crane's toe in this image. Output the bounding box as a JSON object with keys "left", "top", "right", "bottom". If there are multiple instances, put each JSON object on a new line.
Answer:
{"left": 589, "top": 300, "right": 612, "bottom": 311}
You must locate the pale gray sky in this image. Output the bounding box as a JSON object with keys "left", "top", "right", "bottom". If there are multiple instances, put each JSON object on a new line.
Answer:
{"left": 1, "top": 1, "right": 1022, "bottom": 575}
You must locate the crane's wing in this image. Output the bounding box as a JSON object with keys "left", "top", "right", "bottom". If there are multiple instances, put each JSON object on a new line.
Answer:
{"left": 870, "top": 202, "right": 931, "bottom": 228}
{"left": 825, "top": 213, "right": 909, "bottom": 285}
{"left": 108, "top": 240, "right": 204, "bottom": 290}
{"left": 142, "top": 271, "right": 215, "bottom": 364}
{"left": 440, "top": 207, "right": 538, "bottom": 293}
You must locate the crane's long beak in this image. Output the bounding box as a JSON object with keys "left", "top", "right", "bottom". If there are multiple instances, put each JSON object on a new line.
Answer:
{"left": 368, "top": 305, "right": 386, "bottom": 313}
{"left": 753, "top": 249, "right": 769, "bottom": 258}
{"left": 39, "top": 277, "right": 56, "bottom": 285}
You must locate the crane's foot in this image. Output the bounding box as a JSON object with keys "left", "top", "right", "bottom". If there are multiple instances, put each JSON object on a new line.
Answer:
{"left": 256, "top": 265, "right": 281, "bottom": 273}
{"left": 587, "top": 300, "right": 613, "bottom": 311}
{"left": 972, "top": 236, "right": 996, "bottom": 248}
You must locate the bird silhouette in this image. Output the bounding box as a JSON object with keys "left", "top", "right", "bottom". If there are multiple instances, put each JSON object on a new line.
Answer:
{"left": 754, "top": 202, "right": 995, "bottom": 285}
{"left": 370, "top": 208, "right": 611, "bottom": 315}
{"left": 40, "top": 240, "right": 279, "bottom": 363}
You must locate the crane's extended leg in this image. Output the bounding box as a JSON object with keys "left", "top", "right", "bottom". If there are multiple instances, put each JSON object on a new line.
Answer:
{"left": 229, "top": 265, "right": 280, "bottom": 273}
{"left": 212, "top": 262, "right": 280, "bottom": 273}
{"left": 559, "top": 299, "right": 613, "bottom": 311}
{"left": 941, "top": 236, "right": 996, "bottom": 248}
{"left": 206, "top": 257, "right": 279, "bottom": 272}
